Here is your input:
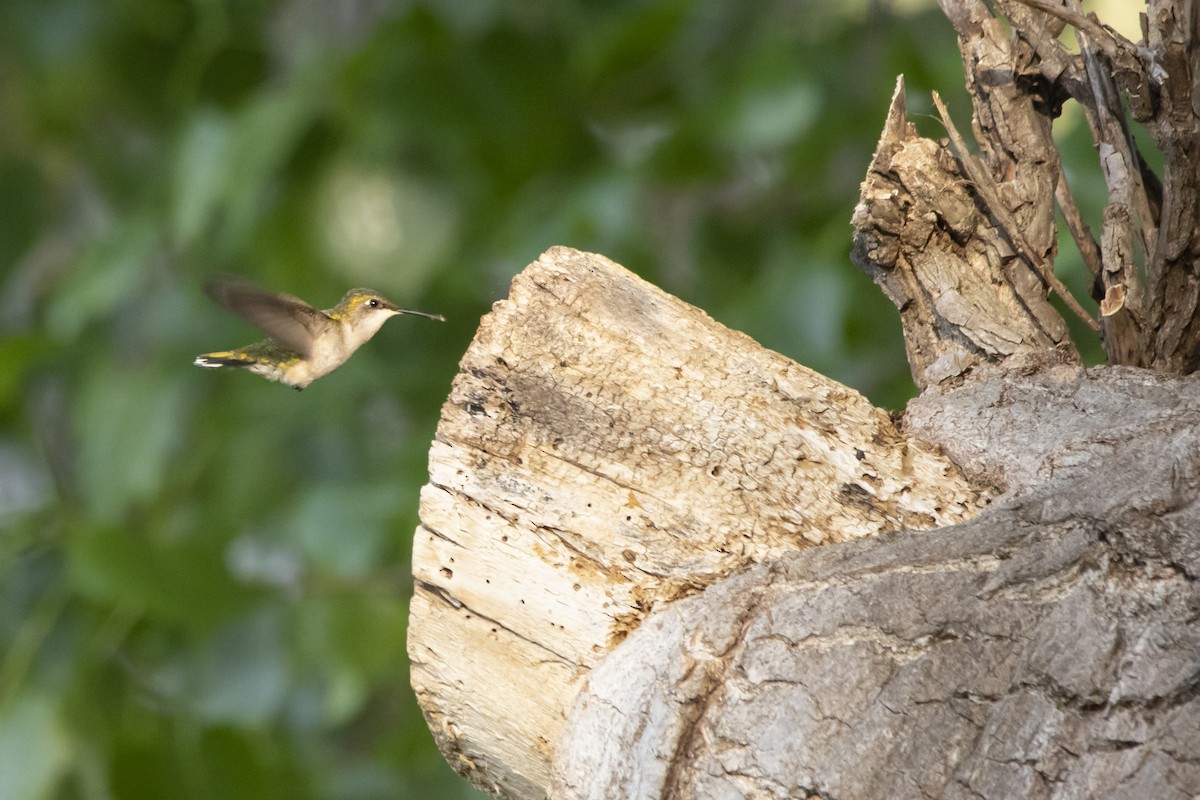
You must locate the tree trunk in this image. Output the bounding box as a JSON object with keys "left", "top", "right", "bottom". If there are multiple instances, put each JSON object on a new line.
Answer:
{"left": 409, "top": 1, "right": 1200, "bottom": 798}
{"left": 553, "top": 363, "right": 1200, "bottom": 799}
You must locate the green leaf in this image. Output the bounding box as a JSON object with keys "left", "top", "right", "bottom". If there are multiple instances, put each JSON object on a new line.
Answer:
{"left": 0, "top": 691, "right": 70, "bottom": 800}
{"left": 172, "top": 110, "right": 232, "bottom": 248}
{"left": 0, "top": 335, "right": 49, "bottom": 410}
{"left": 289, "top": 484, "right": 396, "bottom": 578}
{"left": 73, "top": 366, "right": 191, "bottom": 524}
{"left": 68, "top": 524, "right": 256, "bottom": 629}
{"left": 185, "top": 609, "right": 289, "bottom": 726}
{"left": 44, "top": 215, "right": 158, "bottom": 342}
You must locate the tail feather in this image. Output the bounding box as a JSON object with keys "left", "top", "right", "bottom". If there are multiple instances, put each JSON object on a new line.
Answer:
{"left": 194, "top": 351, "right": 256, "bottom": 369}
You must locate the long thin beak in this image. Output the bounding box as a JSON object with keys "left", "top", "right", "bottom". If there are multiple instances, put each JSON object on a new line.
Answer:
{"left": 396, "top": 308, "right": 446, "bottom": 322}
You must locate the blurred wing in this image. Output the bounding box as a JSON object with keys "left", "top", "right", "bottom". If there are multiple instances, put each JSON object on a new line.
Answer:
{"left": 204, "top": 276, "right": 328, "bottom": 358}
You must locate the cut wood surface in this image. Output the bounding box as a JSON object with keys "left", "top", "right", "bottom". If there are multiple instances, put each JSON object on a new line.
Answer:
{"left": 409, "top": 246, "right": 990, "bottom": 798}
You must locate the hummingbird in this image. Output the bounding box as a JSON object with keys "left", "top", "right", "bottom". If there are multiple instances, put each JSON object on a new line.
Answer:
{"left": 194, "top": 276, "right": 444, "bottom": 390}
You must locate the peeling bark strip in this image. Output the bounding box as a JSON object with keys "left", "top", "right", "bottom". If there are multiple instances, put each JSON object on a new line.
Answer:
{"left": 554, "top": 368, "right": 1200, "bottom": 800}
{"left": 409, "top": 247, "right": 989, "bottom": 798}
{"left": 1012, "top": 0, "right": 1200, "bottom": 371}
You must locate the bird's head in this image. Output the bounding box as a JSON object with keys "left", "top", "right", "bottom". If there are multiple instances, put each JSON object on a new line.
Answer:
{"left": 334, "top": 289, "right": 401, "bottom": 341}
{"left": 335, "top": 288, "right": 444, "bottom": 346}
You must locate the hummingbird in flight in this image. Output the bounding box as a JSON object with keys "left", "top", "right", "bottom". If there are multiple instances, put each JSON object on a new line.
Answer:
{"left": 194, "top": 276, "right": 444, "bottom": 390}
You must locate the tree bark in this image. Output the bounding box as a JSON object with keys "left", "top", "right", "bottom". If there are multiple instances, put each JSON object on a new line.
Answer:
{"left": 409, "top": 1, "right": 1200, "bottom": 798}
{"left": 552, "top": 365, "right": 1200, "bottom": 799}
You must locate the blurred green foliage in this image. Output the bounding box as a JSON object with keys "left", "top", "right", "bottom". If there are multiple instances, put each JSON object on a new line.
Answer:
{"left": 0, "top": 1, "right": 1106, "bottom": 798}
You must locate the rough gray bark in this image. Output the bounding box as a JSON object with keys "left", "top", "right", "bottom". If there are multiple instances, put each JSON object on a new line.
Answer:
{"left": 552, "top": 366, "right": 1200, "bottom": 799}
{"left": 410, "top": 1, "right": 1200, "bottom": 798}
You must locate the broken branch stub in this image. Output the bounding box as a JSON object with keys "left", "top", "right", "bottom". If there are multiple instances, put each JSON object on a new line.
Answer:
{"left": 851, "top": 77, "right": 1079, "bottom": 390}
{"left": 409, "top": 246, "right": 991, "bottom": 798}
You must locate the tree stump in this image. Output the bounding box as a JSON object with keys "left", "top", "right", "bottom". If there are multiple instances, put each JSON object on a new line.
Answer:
{"left": 409, "top": 1, "right": 1200, "bottom": 797}
{"left": 410, "top": 246, "right": 989, "bottom": 798}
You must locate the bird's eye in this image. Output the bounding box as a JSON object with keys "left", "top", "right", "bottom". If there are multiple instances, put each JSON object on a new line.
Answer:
{"left": 368, "top": 298, "right": 380, "bottom": 308}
